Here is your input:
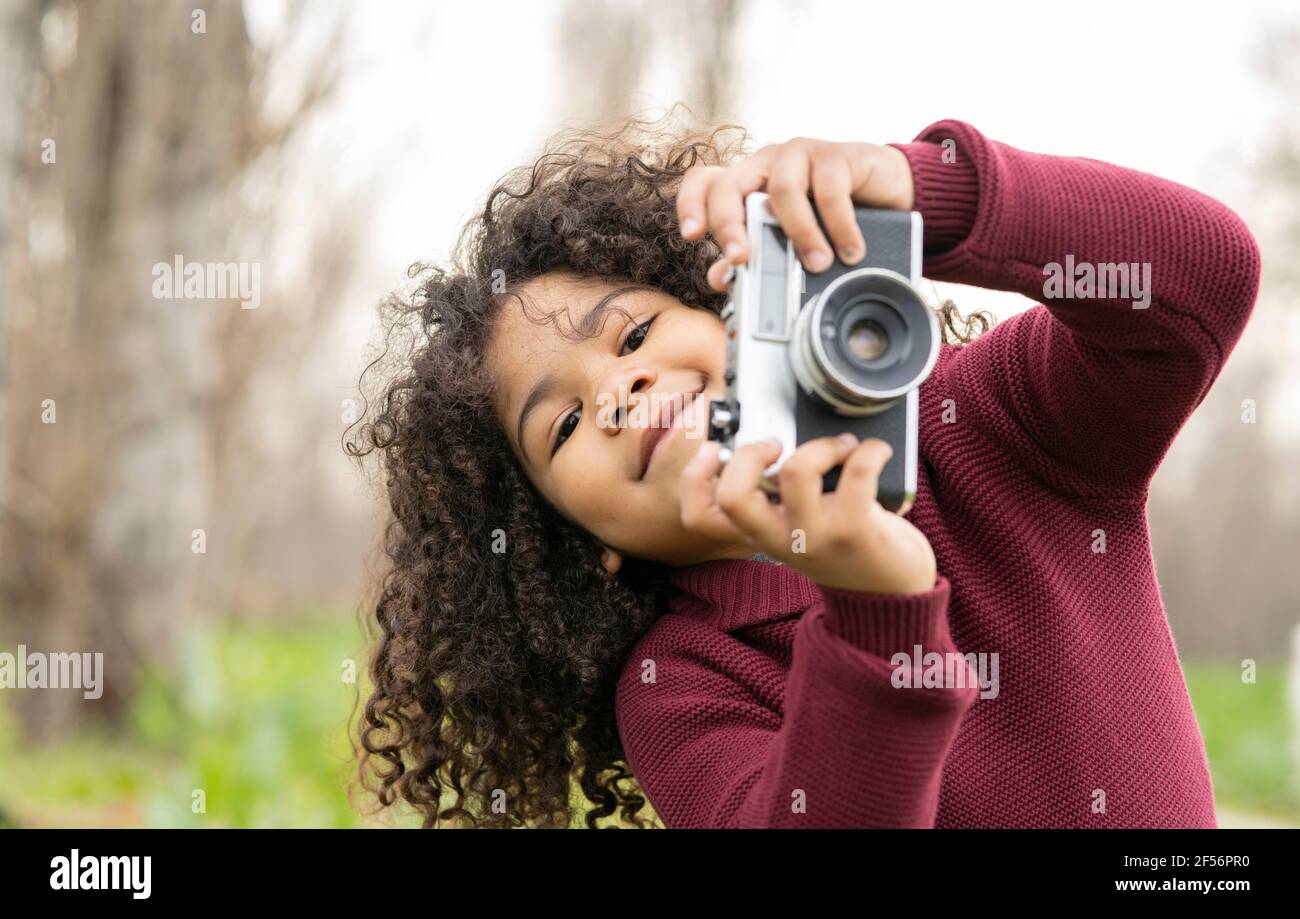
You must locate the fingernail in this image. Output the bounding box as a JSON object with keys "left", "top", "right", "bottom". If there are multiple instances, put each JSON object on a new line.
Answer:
{"left": 691, "top": 440, "right": 717, "bottom": 461}
{"left": 841, "top": 245, "right": 862, "bottom": 264}
{"left": 681, "top": 217, "right": 699, "bottom": 236}
{"left": 725, "top": 241, "right": 744, "bottom": 261}
{"left": 838, "top": 432, "right": 858, "bottom": 447}
{"left": 806, "top": 249, "right": 830, "bottom": 271}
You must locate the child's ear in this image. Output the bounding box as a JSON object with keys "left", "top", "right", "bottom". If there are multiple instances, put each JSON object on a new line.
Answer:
{"left": 599, "top": 544, "right": 623, "bottom": 576}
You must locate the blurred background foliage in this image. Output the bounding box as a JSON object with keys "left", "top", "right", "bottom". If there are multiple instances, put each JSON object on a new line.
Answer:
{"left": 0, "top": 610, "right": 400, "bottom": 828}
{"left": 2, "top": 639, "right": 1294, "bottom": 827}
{"left": 1, "top": 0, "right": 1297, "bottom": 828}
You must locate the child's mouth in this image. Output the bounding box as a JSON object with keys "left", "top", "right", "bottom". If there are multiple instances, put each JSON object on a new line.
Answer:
{"left": 638, "top": 388, "right": 707, "bottom": 480}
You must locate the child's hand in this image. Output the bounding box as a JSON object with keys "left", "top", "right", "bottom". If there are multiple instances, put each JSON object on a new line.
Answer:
{"left": 676, "top": 138, "right": 916, "bottom": 292}
{"left": 680, "top": 436, "right": 937, "bottom": 595}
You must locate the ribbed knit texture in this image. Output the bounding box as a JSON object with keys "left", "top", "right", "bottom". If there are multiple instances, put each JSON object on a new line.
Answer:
{"left": 615, "top": 119, "right": 1262, "bottom": 828}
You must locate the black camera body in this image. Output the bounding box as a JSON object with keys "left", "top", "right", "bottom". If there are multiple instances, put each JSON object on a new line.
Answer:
{"left": 707, "top": 192, "right": 937, "bottom": 514}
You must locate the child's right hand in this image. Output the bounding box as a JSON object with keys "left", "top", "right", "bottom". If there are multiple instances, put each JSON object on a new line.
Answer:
{"left": 675, "top": 137, "right": 916, "bottom": 293}
{"left": 680, "top": 435, "right": 938, "bottom": 595}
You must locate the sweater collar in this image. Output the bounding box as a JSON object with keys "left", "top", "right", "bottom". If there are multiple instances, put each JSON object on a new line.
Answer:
{"left": 666, "top": 557, "right": 822, "bottom": 631}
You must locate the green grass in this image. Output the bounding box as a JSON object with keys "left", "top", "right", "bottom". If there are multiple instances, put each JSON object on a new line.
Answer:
{"left": 0, "top": 612, "right": 420, "bottom": 828}
{"left": 0, "top": 618, "right": 1294, "bottom": 828}
{"left": 1183, "top": 659, "right": 1300, "bottom": 822}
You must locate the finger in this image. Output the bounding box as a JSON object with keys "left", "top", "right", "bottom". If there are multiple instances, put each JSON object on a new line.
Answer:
{"left": 712, "top": 153, "right": 774, "bottom": 262}
{"left": 713, "top": 439, "right": 789, "bottom": 547}
{"left": 810, "top": 152, "right": 866, "bottom": 265}
{"left": 777, "top": 433, "right": 861, "bottom": 534}
{"left": 704, "top": 155, "right": 771, "bottom": 267}
{"left": 766, "top": 144, "right": 833, "bottom": 273}
{"left": 679, "top": 441, "right": 748, "bottom": 543}
{"left": 827, "top": 438, "right": 894, "bottom": 530}
{"left": 707, "top": 257, "right": 735, "bottom": 293}
{"left": 677, "top": 165, "right": 722, "bottom": 239}
{"left": 704, "top": 174, "right": 750, "bottom": 265}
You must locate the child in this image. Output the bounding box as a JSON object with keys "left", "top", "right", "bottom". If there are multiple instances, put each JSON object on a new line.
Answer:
{"left": 348, "top": 108, "right": 1260, "bottom": 828}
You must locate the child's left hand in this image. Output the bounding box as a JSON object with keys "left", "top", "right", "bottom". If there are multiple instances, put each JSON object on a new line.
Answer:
{"left": 675, "top": 137, "right": 916, "bottom": 292}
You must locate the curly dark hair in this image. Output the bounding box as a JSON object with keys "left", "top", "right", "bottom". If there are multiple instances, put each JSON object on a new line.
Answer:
{"left": 343, "top": 104, "right": 995, "bottom": 829}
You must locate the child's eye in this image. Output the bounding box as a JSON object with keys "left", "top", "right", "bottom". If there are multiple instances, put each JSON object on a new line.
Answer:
{"left": 621, "top": 316, "right": 655, "bottom": 354}
{"left": 552, "top": 317, "right": 654, "bottom": 456}
{"left": 553, "top": 406, "right": 581, "bottom": 454}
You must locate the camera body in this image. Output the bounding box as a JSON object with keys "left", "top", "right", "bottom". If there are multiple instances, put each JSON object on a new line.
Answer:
{"left": 706, "top": 192, "right": 937, "bottom": 514}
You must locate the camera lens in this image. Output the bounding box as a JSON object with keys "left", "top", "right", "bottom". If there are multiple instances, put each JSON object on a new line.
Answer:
{"left": 844, "top": 319, "right": 889, "bottom": 363}
{"left": 790, "top": 268, "right": 939, "bottom": 414}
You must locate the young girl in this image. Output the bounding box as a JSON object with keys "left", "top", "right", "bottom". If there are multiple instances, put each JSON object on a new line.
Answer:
{"left": 347, "top": 108, "right": 1260, "bottom": 828}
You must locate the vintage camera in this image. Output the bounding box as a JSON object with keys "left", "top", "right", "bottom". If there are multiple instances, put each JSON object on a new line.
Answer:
{"left": 707, "top": 191, "right": 938, "bottom": 514}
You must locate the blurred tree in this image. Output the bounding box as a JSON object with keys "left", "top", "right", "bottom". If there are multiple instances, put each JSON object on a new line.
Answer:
{"left": 557, "top": 0, "right": 744, "bottom": 125}
{"left": 0, "top": 0, "right": 43, "bottom": 395}
{"left": 1150, "top": 359, "right": 1300, "bottom": 658}
{"left": 0, "top": 0, "right": 347, "bottom": 741}
{"left": 1253, "top": 20, "right": 1300, "bottom": 297}
{"left": 1148, "top": 18, "right": 1300, "bottom": 660}
{"left": 677, "top": 0, "right": 742, "bottom": 124}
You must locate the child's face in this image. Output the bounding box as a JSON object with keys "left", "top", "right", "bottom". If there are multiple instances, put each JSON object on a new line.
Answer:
{"left": 487, "top": 270, "right": 754, "bottom": 572}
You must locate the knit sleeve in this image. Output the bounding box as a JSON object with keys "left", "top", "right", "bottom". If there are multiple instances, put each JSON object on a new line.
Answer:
{"left": 889, "top": 121, "right": 1262, "bottom": 498}
{"left": 615, "top": 575, "right": 978, "bottom": 828}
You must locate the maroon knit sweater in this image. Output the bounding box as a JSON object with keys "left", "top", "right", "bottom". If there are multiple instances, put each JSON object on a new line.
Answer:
{"left": 614, "top": 119, "right": 1262, "bottom": 829}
